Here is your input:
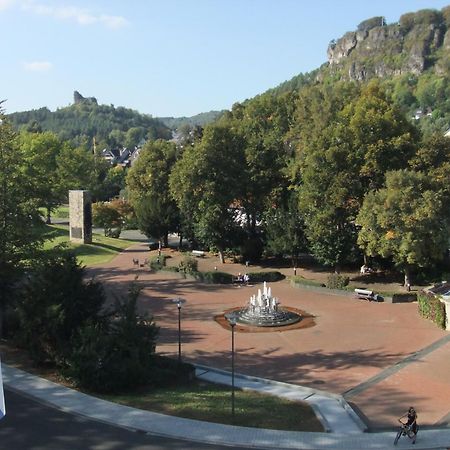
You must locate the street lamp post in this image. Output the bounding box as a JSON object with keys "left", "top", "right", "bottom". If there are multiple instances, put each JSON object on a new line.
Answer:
{"left": 177, "top": 300, "right": 182, "bottom": 364}
{"left": 172, "top": 298, "right": 185, "bottom": 365}
{"left": 229, "top": 317, "right": 236, "bottom": 420}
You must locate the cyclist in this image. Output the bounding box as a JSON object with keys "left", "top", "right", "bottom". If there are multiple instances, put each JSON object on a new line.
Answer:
{"left": 400, "top": 406, "right": 418, "bottom": 443}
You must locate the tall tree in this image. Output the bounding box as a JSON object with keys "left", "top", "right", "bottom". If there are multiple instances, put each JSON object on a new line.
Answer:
{"left": 19, "top": 131, "right": 66, "bottom": 223}
{"left": 357, "top": 170, "right": 449, "bottom": 288}
{"left": 126, "top": 140, "right": 179, "bottom": 246}
{"left": 56, "top": 145, "right": 109, "bottom": 201}
{"left": 0, "top": 108, "right": 43, "bottom": 337}
{"left": 298, "top": 81, "right": 418, "bottom": 269}
{"left": 263, "top": 189, "right": 308, "bottom": 266}
{"left": 170, "top": 125, "right": 245, "bottom": 263}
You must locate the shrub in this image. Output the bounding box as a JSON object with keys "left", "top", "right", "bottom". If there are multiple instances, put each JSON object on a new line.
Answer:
{"left": 178, "top": 256, "right": 198, "bottom": 274}
{"left": 106, "top": 227, "right": 122, "bottom": 238}
{"left": 418, "top": 291, "right": 446, "bottom": 329}
{"left": 392, "top": 292, "right": 417, "bottom": 303}
{"left": 247, "top": 271, "right": 285, "bottom": 283}
{"left": 69, "top": 284, "right": 159, "bottom": 393}
{"left": 200, "top": 271, "right": 233, "bottom": 284}
{"left": 15, "top": 250, "right": 105, "bottom": 365}
{"left": 326, "top": 273, "right": 350, "bottom": 290}
{"left": 149, "top": 254, "right": 169, "bottom": 271}
{"left": 148, "top": 356, "right": 195, "bottom": 386}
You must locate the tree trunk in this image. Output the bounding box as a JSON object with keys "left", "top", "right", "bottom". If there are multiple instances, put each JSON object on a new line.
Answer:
{"left": 163, "top": 232, "right": 169, "bottom": 248}
{"left": 178, "top": 233, "right": 183, "bottom": 249}
{"left": 46, "top": 207, "right": 51, "bottom": 224}
{"left": 404, "top": 268, "right": 412, "bottom": 291}
{"left": 218, "top": 250, "right": 225, "bottom": 264}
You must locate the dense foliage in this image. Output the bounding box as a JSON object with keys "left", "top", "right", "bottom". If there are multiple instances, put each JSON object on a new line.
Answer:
{"left": 8, "top": 101, "right": 171, "bottom": 150}
{"left": 417, "top": 291, "right": 447, "bottom": 329}
{"left": 5, "top": 5, "right": 450, "bottom": 295}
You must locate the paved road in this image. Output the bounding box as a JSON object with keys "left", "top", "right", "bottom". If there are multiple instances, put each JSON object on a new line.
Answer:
{"left": 0, "top": 389, "right": 250, "bottom": 450}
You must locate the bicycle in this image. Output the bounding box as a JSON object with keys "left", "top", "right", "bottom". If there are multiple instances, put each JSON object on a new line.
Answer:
{"left": 394, "top": 419, "right": 417, "bottom": 445}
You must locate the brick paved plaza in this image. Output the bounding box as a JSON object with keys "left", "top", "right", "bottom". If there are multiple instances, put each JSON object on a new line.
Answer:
{"left": 89, "top": 243, "right": 450, "bottom": 430}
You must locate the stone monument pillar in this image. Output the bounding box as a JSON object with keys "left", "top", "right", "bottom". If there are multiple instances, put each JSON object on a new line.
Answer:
{"left": 69, "top": 190, "right": 92, "bottom": 244}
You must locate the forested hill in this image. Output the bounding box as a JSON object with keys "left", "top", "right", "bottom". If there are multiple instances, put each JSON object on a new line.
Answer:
{"left": 158, "top": 110, "right": 226, "bottom": 129}
{"left": 263, "top": 6, "right": 450, "bottom": 137}
{"left": 7, "top": 92, "right": 172, "bottom": 149}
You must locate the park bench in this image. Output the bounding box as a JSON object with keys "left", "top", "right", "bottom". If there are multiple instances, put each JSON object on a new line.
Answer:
{"left": 191, "top": 250, "right": 206, "bottom": 257}
{"left": 354, "top": 288, "right": 379, "bottom": 302}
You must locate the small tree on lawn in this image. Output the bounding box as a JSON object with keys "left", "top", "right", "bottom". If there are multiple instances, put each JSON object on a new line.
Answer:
{"left": 92, "top": 202, "right": 123, "bottom": 237}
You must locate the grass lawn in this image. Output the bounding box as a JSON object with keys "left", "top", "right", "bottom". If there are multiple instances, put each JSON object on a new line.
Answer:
{"left": 101, "top": 380, "right": 324, "bottom": 432}
{"left": 39, "top": 205, "right": 70, "bottom": 219}
{"left": 42, "top": 224, "right": 137, "bottom": 266}
{"left": 0, "top": 341, "right": 323, "bottom": 433}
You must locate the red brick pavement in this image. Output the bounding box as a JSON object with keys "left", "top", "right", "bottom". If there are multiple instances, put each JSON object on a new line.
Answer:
{"left": 88, "top": 243, "right": 449, "bottom": 429}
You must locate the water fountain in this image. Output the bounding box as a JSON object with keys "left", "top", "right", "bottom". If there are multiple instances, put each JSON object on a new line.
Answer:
{"left": 226, "top": 281, "right": 301, "bottom": 327}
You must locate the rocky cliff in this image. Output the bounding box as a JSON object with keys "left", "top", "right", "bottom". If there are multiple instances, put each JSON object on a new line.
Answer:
{"left": 326, "top": 7, "right": 450, "bottom": 81}
{"left": 73, "top": 90, "right": 98, "bottom": 105}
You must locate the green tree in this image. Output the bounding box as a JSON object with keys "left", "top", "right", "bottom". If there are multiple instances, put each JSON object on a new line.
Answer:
{"left": 0, "top": 109, "right": 43, "bottom": 337}
{"left": 263, "top": 189, "right": 308, "bottom": 265}
{"left": 15, "top": 250, "right": 106, "bottom": 364}
{"left": 126, "top": 140, "right": 179, "bottom": 246}
{"left": 170, "top": 125, "right": 245, "bottom": 263}
{"left": 357, "top": 170, "right": 449, "bottom": 288}
{"left": 298, "top": 82, "right": 418, "bottom": 269}
{"left": 19, "top": 131, "right": 67, "bottom": 223}
{"left": 68, "top": 282, "right": 158, "bottom": 393}
{"left": 56, "top": 146, "right": 110, "bottom": 201}
{"left": 237, "top": 94, "right": 290, "bottom": 236}
{"left": 92, "top": 202, "right": 123, "bottom": 237}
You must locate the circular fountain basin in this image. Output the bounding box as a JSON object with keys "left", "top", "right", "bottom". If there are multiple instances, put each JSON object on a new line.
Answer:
{"left": 226, "top": 309, "right": 302, "bottom": 327}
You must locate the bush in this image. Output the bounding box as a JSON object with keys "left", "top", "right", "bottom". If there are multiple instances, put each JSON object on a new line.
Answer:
{"left": 326, "top": 273, "right": 350, "bottom": 290}
{"left": 199, "top": 271, "right": 233, "bottom": 284}
{"left": 15, "top": 251, "right": 105, "bottom": 365}
{"left": 247, "top": 271, "right": 285, "bottom": 283}
{"left": 392, "top": 292, "right": 417, "bottom": 303}
{"left": 68, "top": 284, "right": 159, "bottom": 393}
{"left": 418, "top": 291, "right": 446, "bottom": 329}
{"left": 178, "top": 256, "right": 198, "bottom": 274}
{"left": 106, "top": 227, "right": 121, "bottom": 238}
{"left": 149, "top": 254, "right": 169, "bottom": 271}
{"left": 148, "top": 356, "right": 195, "bottom": 386}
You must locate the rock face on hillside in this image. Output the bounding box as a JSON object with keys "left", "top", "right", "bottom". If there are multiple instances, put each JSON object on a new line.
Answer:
{"left": 326, "top": 8, "right": 450, "bottom": 81}
{"left": 73, "top": 90, "right": 98, "bottom": 105}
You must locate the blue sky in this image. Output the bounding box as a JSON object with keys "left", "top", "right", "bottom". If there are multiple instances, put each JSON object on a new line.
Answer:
{"left": 2, "top": 0, "right": 450, "bottom": 117}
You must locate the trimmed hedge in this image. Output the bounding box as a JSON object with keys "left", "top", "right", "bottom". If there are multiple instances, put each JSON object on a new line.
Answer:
{"left": 392, "top": 292, "right": 417, "bottom": 303}
{"left": 418, "top": 291, "right": 446, "bottom": 329}
{"left": 198, "top": 271, "right": 233, "bottom": 284}
{"left": 247, "top": 271, "right": 285, "bottom": 283}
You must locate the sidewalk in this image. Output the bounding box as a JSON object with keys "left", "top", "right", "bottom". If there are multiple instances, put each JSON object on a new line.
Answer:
{"left": 3, "top": 363, "right": 450, "bottom": 449}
